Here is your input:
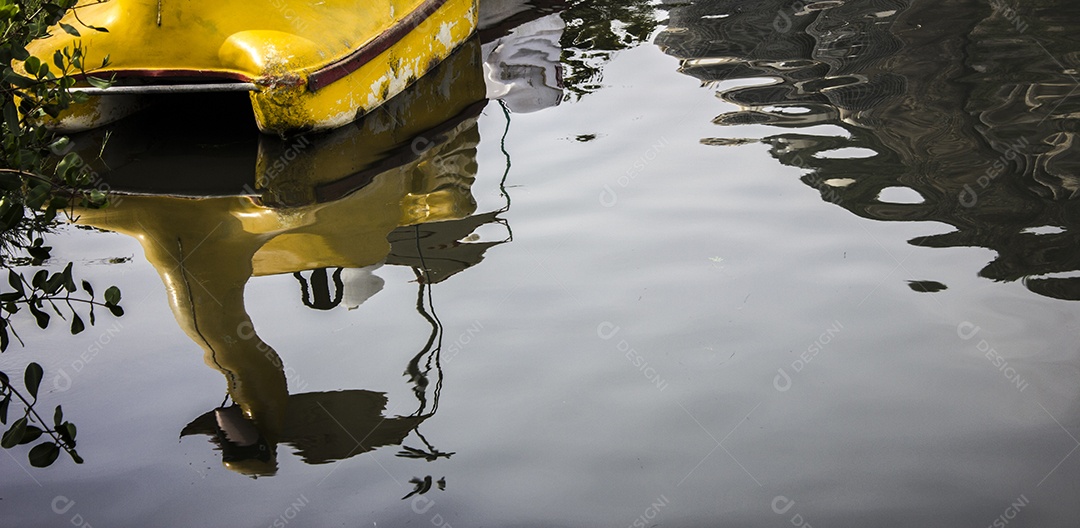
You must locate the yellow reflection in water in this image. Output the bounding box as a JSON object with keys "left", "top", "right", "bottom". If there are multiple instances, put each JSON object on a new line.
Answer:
{"left": 70, "top": 40, "right": 502, "bottom": 476}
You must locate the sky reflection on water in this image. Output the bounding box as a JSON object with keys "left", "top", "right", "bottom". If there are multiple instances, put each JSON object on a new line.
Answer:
{"left": 4, "top": 1, "right": 1080, "bottom": 527}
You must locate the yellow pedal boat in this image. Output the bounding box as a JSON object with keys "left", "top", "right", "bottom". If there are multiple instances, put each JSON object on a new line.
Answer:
{"left": 22, "top": 0, "right": 478, "bottom": 135}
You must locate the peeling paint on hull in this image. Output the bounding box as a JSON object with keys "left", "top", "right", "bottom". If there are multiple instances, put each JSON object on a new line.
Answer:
{"left": 252, "top": 0, "right": 477, "bottom": 134}
{"left": 247, "top": 0, "right": 479, "bottom": 135}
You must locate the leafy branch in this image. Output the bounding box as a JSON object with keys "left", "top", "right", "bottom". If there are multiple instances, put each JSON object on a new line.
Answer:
{"left": 0, "top": 0, "right": 120, "bottom": 469}
{"left": 0, "top": 261, "right": 123, "bottom": 467}
{"left": 0, "top": 365, "right": 81, "bottom": 466}
{"left": 2, "top": 0, "right": 114, "bottom": 223}
{"left": 1, "top": 263, "right": 124, "bottom": 351}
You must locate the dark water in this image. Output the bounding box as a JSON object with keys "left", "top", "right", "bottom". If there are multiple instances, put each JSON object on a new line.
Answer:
{"left": 4, "top": 1, "right": 1080, "bottom": 526}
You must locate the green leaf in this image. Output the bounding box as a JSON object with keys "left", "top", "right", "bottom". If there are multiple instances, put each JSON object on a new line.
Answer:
{"left": 59, "top": 22, "right": 80, "bottom": 37}
{"left": 18, "top": 425, "right": 42, "bottom": 445}
{"left": 53, "top": 50, "right": 64, "bottom": 70}
{"left": 27, "top": 245, "right": 52, "bottom": 264}
{"left": 0, "top": 324, "right": 8, "bottom": 352}
{"left": 70, "top": 313, "right": 84, "bottom": 335}
{"left": 28, "top": 303, "right": 49, "bottom": 329}
{"left": 81, "top": 280, "right": 93, "bottom": 297}
{"left": 8, "top": 269, "right": 24, "bottom": 297}
{"left": 1, "top": 417, "right": 27, "bottom": 448}
{"left": 31, "top": 269, "right": 46, "bottom": 289}
{"left": 55, "top": 152, "right": 81, "bottom": 180}
{"left": 24, "top": 362, "right": 43, "bottom": 399}
{"left": 0, "top": 200, "right": 22, "bottom": 231}
{"left": 0, "top": 171, "right": 21, "bottom": 191}
{"left": 0, "top": 4, "right": 21, "bottom": 20}
{"left": 63, "top": 264, "right": 75, "bottom": 293}
{"left": 0, "top": 396, "right": 9, "bottom": 425}
{"left": 104, "top": 286, "right": 120, "bottom": 306}
{"left": 2, "top": 68, "right": 34, "bottom": 89}
{"left": 25, "top": 182, "right": 50, "bottom": 211}
{"left": 23, "top": 55, "right": 40, "bottom": 76}
{"left": 59, "top": 422, "right": 75, "bottom": 442}
{"left": 43, "top": 2, "right": 64, "bottom": 15}
{"left": 44, "top": 272, "right": 64, "bottom": 295}
{"left": 107, "top": 304, "right": 123, "bottom": 317}
{"left": 28, "top": 442, "right": 60, "bottom": 467}
{"left": 3, "top": 101, "right": 20, "bottom": 137}
{"left": 86, "top": 76, "right": 111, "bottom": 90}
{"left": 53, "top": 405, "right": 62, "bottom": 427}
{"left": 49, "top": 136, "right": 71, "bottom": 155}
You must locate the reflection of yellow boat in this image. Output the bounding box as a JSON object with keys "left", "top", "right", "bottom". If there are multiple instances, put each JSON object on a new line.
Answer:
{"left": 70, "top": 42, "right": 500, "bottom": 475}
{"left": 23, "top": 0, "right": 478, "bottom": 135}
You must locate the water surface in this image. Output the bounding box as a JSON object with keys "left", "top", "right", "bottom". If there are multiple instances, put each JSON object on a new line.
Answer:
{"left": 4, "top": 1, "right": 1080, "bottom": 526}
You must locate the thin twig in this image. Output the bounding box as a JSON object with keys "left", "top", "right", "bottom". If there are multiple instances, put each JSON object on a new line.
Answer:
{"left": 2, "top": 383, "right": 79, "bottom": 460}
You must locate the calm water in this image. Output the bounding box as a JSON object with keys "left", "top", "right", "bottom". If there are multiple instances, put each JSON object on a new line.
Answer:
{"left": 4, "top": 1, "right": 1080, "bottom": 526}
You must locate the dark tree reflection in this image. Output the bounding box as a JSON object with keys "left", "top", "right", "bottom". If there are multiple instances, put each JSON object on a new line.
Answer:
{"left": 657, "top": 0, "right": 1080, "bottom": 300}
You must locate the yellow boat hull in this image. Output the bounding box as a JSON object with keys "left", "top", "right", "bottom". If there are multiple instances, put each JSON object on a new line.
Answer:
{"left": 22, "top": 0, "right": 478, "bottom": 135}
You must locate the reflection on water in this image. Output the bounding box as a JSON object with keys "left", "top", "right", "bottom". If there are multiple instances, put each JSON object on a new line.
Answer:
{"left": 10, "top": 0, "right": 1080, "bottom": 526}
{"left": 44, "top": 0, "right": 644, "bottom": 484}
{"left": 656, "top": 0, "right": 1080, "bottom": 300}
{"left": 68, "top": 40, "right": 508, "bottom": 477}
{"left": 178, "top": 276, "right": 454, "bottom": 478}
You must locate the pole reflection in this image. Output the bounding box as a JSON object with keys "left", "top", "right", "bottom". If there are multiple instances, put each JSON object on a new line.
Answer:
{"left": 69, "top": 40, "right": 511, "bottom": 477}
